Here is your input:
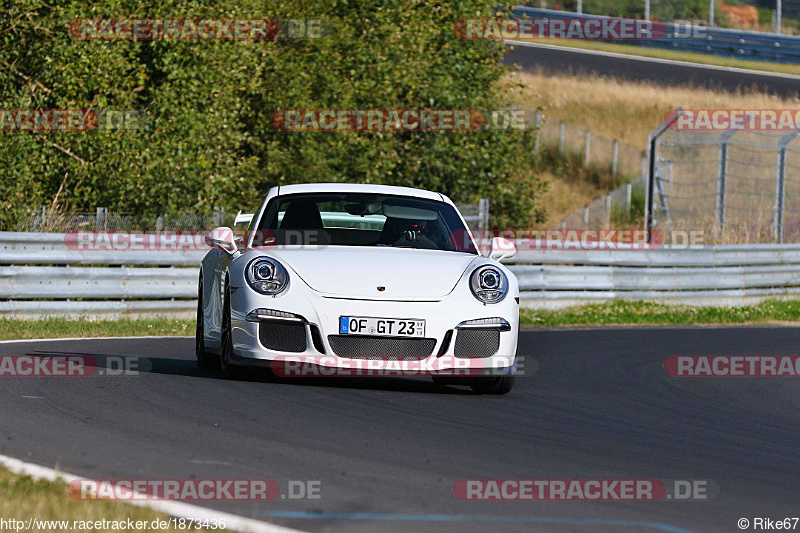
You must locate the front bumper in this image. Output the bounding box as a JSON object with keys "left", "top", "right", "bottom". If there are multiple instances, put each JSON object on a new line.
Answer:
{"left": 228, "top": 281, "right": 519, "bottom": 376}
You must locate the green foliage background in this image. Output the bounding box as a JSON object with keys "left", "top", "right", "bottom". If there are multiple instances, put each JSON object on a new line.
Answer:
{"left": 0, "top": 0, "right": 546, "bottom": 229}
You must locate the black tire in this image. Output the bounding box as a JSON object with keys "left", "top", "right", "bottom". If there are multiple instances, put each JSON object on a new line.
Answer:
{"left": 432, "top": 376, "right": 468, "bottom": 386}
{"left": 470, "top": 376, "right": 515, "bottom": 395}
{"left": 196, "top": 274, "right": 219, "bottom": 371}
{"left": 220, "top": 279, "right": 245, "bottom": 379}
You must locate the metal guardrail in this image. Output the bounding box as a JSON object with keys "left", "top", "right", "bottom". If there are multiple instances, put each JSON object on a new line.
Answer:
{"left": 5, "top": 231, "right": 800, "bottom": 316}
{"left": 0, "top": 266, "right": 196, "bottom": 299}
{"left": 511, "top": 6, "right": 800, "bottom": 64}
{"left": 510, "top": 244, "right": 800, "bottom": 308}
{"left": 0, "top": 232, "right": 205, "bottom": 266}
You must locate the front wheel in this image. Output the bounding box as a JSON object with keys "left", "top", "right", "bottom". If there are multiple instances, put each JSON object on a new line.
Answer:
{"left": 196, "top": 275, "right": 219, "bottom": 371}
{"left": 220, "top": 279, "right": 245, "bottom": 379}
{"left": 470, "top": 376, "right": 515, "bottom": 395}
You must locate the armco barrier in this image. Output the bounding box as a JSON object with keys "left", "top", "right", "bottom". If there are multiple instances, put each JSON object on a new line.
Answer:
{"left": 0, "top": 231, "right": 200, "bottom": 319}
{"left": 509, "top": 244, "right": 800, "bottom": 308}
{"left": 4, "top": 232, "right": 800, "bottom": 317}
{"left": 510, "top": 6, "right": 800, "bottom": 65}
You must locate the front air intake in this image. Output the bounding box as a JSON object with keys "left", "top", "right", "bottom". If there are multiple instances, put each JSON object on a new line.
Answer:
{"left": 259, "top": 321, "right": 307, "bottom": 352}
{"left": 327, "top": 335, "right": 436, "bottom": 358}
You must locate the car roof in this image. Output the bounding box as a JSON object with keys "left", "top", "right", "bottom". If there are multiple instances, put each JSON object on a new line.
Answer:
{"left": 268, "top": 183, "right": 450, "bottom": 203}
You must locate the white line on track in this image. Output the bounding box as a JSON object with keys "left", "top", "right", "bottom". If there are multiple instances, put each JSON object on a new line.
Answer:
{"left": 0, "top": 335, "right": 194, "bottom": 344}
{"left": 504, "top": 40, "right": 800, "bottom": 80}
{"left": 0, "top": 447, "right": 305, "bottom": 533}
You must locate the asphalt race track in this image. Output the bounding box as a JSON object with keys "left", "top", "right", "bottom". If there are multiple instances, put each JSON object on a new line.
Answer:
{"left": 1, "top": 328, "right": 799, "bottom": 532}
{"left": 503, "top": 42, "right": 800, "bottom": 98}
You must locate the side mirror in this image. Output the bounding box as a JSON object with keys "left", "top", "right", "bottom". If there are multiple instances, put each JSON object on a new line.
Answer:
{"left": 488, "top": 237, "right": 516, "bottom": 262}
{"left": 234, "top": 210, "right": 254, "bottom": 227}
{"left": 205, "top": 227, "right": 237, "bottom": 254}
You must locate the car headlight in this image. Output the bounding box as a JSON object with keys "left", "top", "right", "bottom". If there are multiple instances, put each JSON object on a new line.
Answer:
{"left": 245, "top": 257, "right": 289, "bottom": 295}
{"left": 469, "top": 265, "right": 508, "bottom": 304}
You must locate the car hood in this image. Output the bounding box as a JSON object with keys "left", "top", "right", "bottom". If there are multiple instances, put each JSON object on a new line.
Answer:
{"left": 264, "top": 246, "right": 478, "bottom": 300}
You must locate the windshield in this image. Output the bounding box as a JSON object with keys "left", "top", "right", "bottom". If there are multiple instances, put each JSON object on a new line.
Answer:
{"left": 253, "top": 192, "right": 477, "bottom": 253}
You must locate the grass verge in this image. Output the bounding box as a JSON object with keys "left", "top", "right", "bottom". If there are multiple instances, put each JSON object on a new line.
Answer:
{"left": 1, "top": 302, "right": 800, "bottom": 342}
{"left": 0, "top": 465, "right": 188, "bottom": 532}
{"left": 521, "top": 299, "right": 800, "bottom": 327}
{"left": 0, "top": 318, "right": 194, "bottom": 341}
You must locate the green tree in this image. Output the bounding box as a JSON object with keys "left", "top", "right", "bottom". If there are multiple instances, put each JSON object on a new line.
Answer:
{"left": 0, "top": 0, "right": 545, "bottom": 230}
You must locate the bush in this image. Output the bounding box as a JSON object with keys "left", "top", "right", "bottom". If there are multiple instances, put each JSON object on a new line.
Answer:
{"left": 0, "top": 0, "right": 546, "bottom": 230}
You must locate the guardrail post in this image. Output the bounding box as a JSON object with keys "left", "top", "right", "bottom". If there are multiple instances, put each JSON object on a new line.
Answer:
{"left": 709, "top": 0, "right": 715, "bottom": 27}
{"left": 612, "top": 140, "right": 619, "bottom": 176}
{"left": 583, "top": 206, "right": 589, "bottom": 226}
{"left": 534, "top": 111, "right": 541, "bottom": 152}
{"left": 95, "top": 207, "right": 107, "bottom": 230}
{"left": 774, "top": 132, "right": 799, "bottom": 243}
{"left": 626, "top": 182, "right": 632, "bottom": 216}
{"left": 715, "top": 138, "right": 729, "bottom": 240}
{"left": 605, "top": 195, "right": 612, "bottom": 227}
{"left": 715, "top": 128, "right": 744, "bottom": 240}
{"left": 478, "top": 198, "right": 490, "bottom": 230}
{"left": 584, "top": 130, "right": 591, "bottom": 167}
{"left": 559, "top": 122, "right": 565, "bottom": 154}
{"left": 641, "top": 152, "right": 647, "bottom": 181}
{"left": 645, "top": 109, "right": 683, "bottom": 240}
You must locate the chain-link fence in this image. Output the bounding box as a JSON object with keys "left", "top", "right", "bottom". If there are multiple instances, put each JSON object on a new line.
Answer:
{"left": 647, "top": 113, "right": 800, "bottom": 243}
{"left": 536, "top": 112, "right": 645, "bottom": 181}
{"left": 518, "top": 0, "right": 800, "bottom": 34}
{"left": 17, "top": 207, "right": 229, "bottom": 232}
{"left": 18, "top": 202, "right": 490, "bottom": 233}
{"left": 534, "top": 112, "right": 648, "bottom": 229}
{"left": 559, "top": 174, "right": 647, "bottom": 229}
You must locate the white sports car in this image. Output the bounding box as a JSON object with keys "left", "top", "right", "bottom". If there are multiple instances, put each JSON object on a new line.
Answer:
{"left": 196, "top": 183, "right": 519, "bottom": 394}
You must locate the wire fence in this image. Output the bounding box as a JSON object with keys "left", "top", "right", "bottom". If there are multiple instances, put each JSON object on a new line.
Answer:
{"left": 647, "top": 115, "right": 800, "bottom": 244}
{"left": 17, "top": 202, "right": 491, "bottom": 232}
{"left": 534, "top": 112, "right": 648, "bottom": 229}
{"left": 17, "top": 207, "right": 229, "bottom": 232}
{"left": 559, "top": 174, "right": 648, "bottom": 229}
{"left": 517, "top": 1, "right": 800, "bottom": 34}
{"left": 536, "top": 112, "right": 645, "bottom": 180}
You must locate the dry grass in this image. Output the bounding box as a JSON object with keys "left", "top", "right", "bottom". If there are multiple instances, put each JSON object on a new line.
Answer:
{"left": 0, "top": 467, "right": 188, "bottom": 532}
{"left": 508, "top": 69, "right": 800, "bottom": 149}
{"left": 537, "top": 169, "right": 599, "bottom": 225}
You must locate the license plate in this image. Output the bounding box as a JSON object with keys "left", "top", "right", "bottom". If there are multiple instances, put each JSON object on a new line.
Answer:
{"left": 339, "top": 316, "right": 425, "bottom": 338}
